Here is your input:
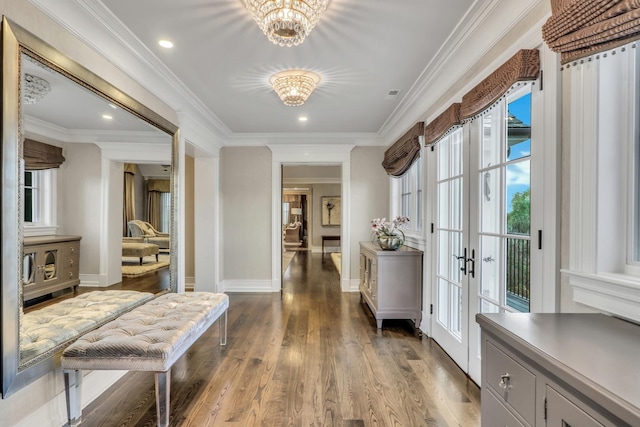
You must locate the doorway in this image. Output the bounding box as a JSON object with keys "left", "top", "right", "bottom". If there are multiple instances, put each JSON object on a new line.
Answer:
{"left": 430, "top": 84, "right": 539, "bottom": 383}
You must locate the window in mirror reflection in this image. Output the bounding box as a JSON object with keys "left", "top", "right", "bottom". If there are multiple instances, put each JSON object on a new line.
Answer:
{"left": 23, "top": 169, "right": 55, "bottom": 229}
{"left": 160, "top": 191, "right": 171, "bottom": 233}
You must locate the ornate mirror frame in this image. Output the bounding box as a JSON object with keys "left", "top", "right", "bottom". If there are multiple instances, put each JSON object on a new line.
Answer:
{"left": 1, "top": 17, "right": 179, "bottom": 397}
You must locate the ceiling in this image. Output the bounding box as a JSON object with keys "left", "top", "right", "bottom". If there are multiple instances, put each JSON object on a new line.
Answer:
{"left": 94, "top": 0, "right": 476, "bottom": 138}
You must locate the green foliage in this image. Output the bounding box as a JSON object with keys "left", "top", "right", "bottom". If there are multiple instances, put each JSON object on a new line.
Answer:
{"left": 507, "top": 189, "right": 530, "bottom": 235}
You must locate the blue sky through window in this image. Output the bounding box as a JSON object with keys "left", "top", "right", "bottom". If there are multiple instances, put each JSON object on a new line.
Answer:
{"left": 506, "top": 93, "right": 531, "bottom": 214}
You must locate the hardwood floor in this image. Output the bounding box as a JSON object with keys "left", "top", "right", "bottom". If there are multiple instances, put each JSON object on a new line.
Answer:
{"left": 79, "top": 252, "right": 481, "bottom": 426}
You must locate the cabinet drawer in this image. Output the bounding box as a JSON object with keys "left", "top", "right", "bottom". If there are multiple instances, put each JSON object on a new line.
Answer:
{"left": 482, "top": 388, "right": 526, "bottom": 427}
{"left": 546, "top": 386, "right": 604, "bottom": 427}
{"left": 486, "top": 341, "right": 536, "bottom": 425}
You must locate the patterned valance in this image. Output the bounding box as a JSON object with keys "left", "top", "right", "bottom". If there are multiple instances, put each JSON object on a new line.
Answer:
{"left": 543, "top": 0, "right": 640, "bottom": 64}
{"left": 24, "top": 139, "right": 65, "bottom": 170}
{"left": 382, "top": 122, "right": 424, "bottom": 177}
{"left": 424, "top": 103, "right": 462, "bottom": 146}
{"left": 460, "top": 49, "right": 540, "bottom": 120}
{"left": 147, "top": 179, "right": 170, "bottom": 192}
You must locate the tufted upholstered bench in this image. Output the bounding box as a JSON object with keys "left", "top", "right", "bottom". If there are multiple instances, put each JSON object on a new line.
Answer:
{"left": 61, "top": 292, "right": 229, "bottom": 427}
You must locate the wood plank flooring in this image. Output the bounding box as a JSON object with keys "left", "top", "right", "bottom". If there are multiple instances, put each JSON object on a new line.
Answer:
{"left": 79, "top": 251, "right": 481, "bottom": 426}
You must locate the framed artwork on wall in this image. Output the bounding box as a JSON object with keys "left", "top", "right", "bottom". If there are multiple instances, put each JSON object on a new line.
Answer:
{"left": 321, "top": 196, "right": 341, "bottom": 226}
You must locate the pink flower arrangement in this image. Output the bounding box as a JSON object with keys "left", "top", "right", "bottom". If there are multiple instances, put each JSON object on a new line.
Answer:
{"left": 371, "top": 216, "right": 410, "bottom": 237}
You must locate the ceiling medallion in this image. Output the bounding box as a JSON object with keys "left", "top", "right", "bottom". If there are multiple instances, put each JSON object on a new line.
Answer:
{"left": 23, "top": 73, "right": 51, "bottom": 104}
{"left": 270, "top": 70, "right": 321, "bottom": 106}
{"left": 244, "top": 0, "right": 329, "bottom": 47}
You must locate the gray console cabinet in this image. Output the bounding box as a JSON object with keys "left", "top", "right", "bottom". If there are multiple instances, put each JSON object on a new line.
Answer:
{"left": 477, "top": 313, "right": 640, "bottom": 427}
{"left": 359, "top": 241, "right": 422, "bottom": 329}
{"left": 23, "top": 235, "right": 81, "bottom": 301}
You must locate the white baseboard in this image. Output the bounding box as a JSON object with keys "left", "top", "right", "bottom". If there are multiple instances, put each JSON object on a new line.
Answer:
{"left": 222, "top": 280, "right": 274, "bottom": 293}
{"left": 311, "top": 245, "right": 341, "bottom": 254}
{"left": 348, "top": 278, "right": 360, "bottom": 292}
{"left": 79, "top": 274, "right": 107, "bottom": 287}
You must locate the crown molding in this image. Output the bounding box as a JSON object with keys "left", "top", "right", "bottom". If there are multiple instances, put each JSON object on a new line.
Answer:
{"left": 228, "top": 132, "right": 383, "bottom": 147}
{"left": 378, "top": 0, "right": 546, "bottom": 144}
{"left": 24, "top": 115, "right": 170, "bottom": 144}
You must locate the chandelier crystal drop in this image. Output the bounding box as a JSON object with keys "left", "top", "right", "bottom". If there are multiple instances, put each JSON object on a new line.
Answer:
{"left": 270, "top": 70, "right": 321, "bottom": 106}
{"left": 23, "top": 73, "right": 51, "bottom": 104}
{"left": 244, "top": 0, "right": 329, "bottom": 47}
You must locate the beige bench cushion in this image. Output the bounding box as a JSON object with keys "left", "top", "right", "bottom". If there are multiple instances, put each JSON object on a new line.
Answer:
{"left": 61, "top": 292, "right": 229, "bottom": 372}
{"left": 21, "top": 290, "right": 154, "bottom": 364}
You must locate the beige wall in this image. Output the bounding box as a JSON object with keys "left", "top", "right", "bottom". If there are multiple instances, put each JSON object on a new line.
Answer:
{"left": 185, "top": 155, "right": 195, "bottom": 279}
{"left": 58, "top": 143, "right": 102, "bottom": 274}
{"left": 350, "top": 147, "right": 390, "bottom": 278}
{"left": 220, "top": 146, "right": 272, "bottom": 280}
{"left": 309, "top": 184, "right": 341, "bottom": 247}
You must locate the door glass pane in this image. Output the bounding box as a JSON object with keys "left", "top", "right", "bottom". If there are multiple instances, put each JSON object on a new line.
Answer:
{"left": 480, "top": 299, "right": 500, "bottom": 314}
{"left": 480, "top": 168, "right": 500, "bottom": 234}
{"left": 438, "top": 231, "right": 449, "bottom": 278}
{"left": 482, "top": 113, "right": 500, "bottom": 168}
{"left": 506, "top": 160, "right": 531, "bottom": 236}
{"left": 451, "top": 177, "right": 462, "bottom": 230}
{"left": 506, "top": 237, "right": 530, "bottom": 312}
{"left": 480, "top": 236, "right": 501, "bottom": 302}
{"left": 450, "top": 232, "right": 462, "bottom": 284}
{"left": 438, "top": 279, "right": 449, "bottom": 325}
{"left": 439, "top": 141, "right": 450, "bottom": 180}
{"left": 507, "top": 92, "right": 531, "bottom": 162}
{"left": 438, "top": 181, "right": 449, "bottom": 228}
{"left": 451, "top": 285, "right": 462, "bottom": 337}
{"left": 451, "top": 130, "right": 462, "bottom": 176}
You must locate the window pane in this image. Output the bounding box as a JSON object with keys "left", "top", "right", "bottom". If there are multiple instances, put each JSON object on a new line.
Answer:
{"left": 451, "top": 129, "right": 463, "bottom": 177}
{"left": 506, "top": 160, "right": 530, "bottom": 236}
{"left": 438, "top": 181, "right": 449, "bottom": 229}
{"left": 450, "top": 231, "right": 462, "bottom": 284}
{"left": 438, "top": 140, "right": 450, "bottom": 180}
{"left": 438, "top": 231, "right": 449, "bottom": 279}
{"left": 24, "top": 171, "right": 32, "bottom": 187}
{"left": 480, "top": 168, "right": 500, "bottom": 234}
{"left": 24, "top": 188, "right": 33, "bottom": 222}
{"left": 506, "top": 237, "right": 530, "bottom": 312}
{"left": 438, "top": 279, "right": 449, "bottom": 326}
{"left": 451, "top": 177, "right": 462, "bottom": 231}
{"left": 480, "top": 235, "right": 501, "bottom": 302}
{"left": 482, "top": 113, "right": 500, "bottom": 168}
{"left": 507, "top": 92, "right": 531, "bottom": 162}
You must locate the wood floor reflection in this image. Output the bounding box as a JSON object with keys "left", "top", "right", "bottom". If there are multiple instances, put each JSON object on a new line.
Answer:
{"left": 79, "top": 251, "right": 481, "bottom": 426}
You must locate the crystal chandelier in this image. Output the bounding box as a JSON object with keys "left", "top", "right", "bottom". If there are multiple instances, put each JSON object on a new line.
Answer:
{"left": 270, "top": 70, "right": 321, "bottom": 106}
{"left": 23, "top": 73, "right": 51, "bottom": 104}
{"left": 244, "top": 0, "right": 329, "bottom": 47}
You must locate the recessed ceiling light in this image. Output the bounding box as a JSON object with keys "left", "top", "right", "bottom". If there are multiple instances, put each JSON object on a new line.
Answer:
{"left": 158, "top": 39, "right": 174, "bottom": 49}
{"left": 102, "top": 114, "right": 113, "bottom": 120}
{"left": 299, "top": 116, "right": 308, "bottom": 122}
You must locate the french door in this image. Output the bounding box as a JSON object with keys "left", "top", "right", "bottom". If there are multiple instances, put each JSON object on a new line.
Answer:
{"left": 431, "top": 84, "right": 536, "bottom": 384}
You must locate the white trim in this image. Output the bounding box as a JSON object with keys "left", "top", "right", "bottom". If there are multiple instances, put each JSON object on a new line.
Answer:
{"left": 284, "top": 177, "right": 341, "bottom": 185}
{"left": 222, "top": 280, "right": 274, "bottom": 293}
{"left": 79, "top": 273, "right": 107, "bottom": 287}
{"left": 23, "top": 226, "right": 58, "bottom": 237}
{"left": 348, "top": 279, "right": 360, "bottom": 293}
{"left": 269, "top": 144, "right": 354, "bottom": 292}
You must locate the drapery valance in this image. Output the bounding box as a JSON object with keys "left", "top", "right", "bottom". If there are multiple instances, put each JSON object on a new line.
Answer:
{"left": 460, "top": 49, "right": 540, "bottom": 120}
{"left": 124, "top": 163, "right": 137, "bottom": 174}
{"left": 424, "top": 103, "right": 462, "bottom": 146}
{"left": 147, "top": 179, "right": 170, "bottom": 192}
{"left": 382, "top": 121, "right": 424, "bottom": 177}
{"left": 543, "top": 0, "right": 640, "bottom": 64}
{"left": 23, "top": 139, "right": 65, "bottom": 170}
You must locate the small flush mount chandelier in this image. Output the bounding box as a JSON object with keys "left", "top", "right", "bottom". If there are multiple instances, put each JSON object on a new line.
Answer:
{"left": 244, "top": 0, "right": 329, "bottom": 47}
{"left": 270, "top": 70, "right": 321, "bottom": 106}
{"left": 23, "top": 73, "right": 51, "bottom": 104}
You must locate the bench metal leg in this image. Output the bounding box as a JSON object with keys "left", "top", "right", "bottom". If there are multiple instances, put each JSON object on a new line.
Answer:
{"left": 155, "top": 370, "right": 171, "bottom": 427}
{"left": 63, "top": 369, "right": 83, "bottom": 427}
{"left": 219, "top": 309, "right": 227, "bottom": 346}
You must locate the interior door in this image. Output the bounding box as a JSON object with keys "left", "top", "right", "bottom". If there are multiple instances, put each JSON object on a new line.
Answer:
{"left": 432, "top": 84, "right": 534, "bottom": 384}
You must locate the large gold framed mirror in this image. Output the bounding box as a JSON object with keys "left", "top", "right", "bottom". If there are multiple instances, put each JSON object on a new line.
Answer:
{"left": 1, "top": 17, "right": 179, "bottom": 397}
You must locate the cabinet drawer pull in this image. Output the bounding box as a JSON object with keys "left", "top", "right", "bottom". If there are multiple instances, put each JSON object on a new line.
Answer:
{"left": 499, "top": 373, "right": 511, "bottom": 389}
